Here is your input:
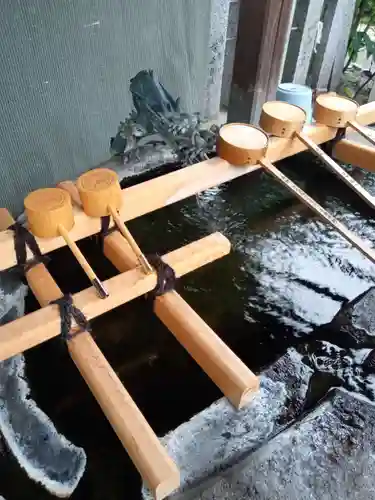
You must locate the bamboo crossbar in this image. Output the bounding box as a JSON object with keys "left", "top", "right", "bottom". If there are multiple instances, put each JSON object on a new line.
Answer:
{"left": 0, "top": 102, "right": 373, "bottom": 272}
{"left": 0, "top": 232, "right": 230, "bottom": 361}
{"left": 334, "top": 138, "right": 375, "bottom": 172}
{"left": 0, "top": 209, "right": 179, "bottom": 500}
{"left": 103, "top": 231, "right": 259, "bottom": 409}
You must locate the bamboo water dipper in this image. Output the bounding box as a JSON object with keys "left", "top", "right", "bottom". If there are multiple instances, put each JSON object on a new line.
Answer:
{"left": 217, "top": 123, "right": 375, "bottom": 265}
{"left": 315, "top": 93, "right": 375, "bottom": 147}
{"left": 259, "top": 101, "right": 375, "bottom": 211}
{"left": 63, "top": 177, "right": 259, "bottom": 409}
{"left": 76, "top": 168, "right": 153, "bottom": 274}
{"left": 24, "top": 188, "right": 109, "bottom": 299}
{"left": 0, "top": 208, "right": 179, "bottom": 500}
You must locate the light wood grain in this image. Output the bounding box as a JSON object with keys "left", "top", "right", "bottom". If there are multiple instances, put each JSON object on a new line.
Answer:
{"left": 108, "top": 206, "right": 153, "bottom": 274}
{"left": 76, "top": 168, "right": 123, "bottom": 217}
{"left": 67, "top": 333, "right": 180, "bottom": 499}
{"left": 104, "top": 231, "right": 258, "bottom": 409}
{"left": 334, "top": 138, "right": 375, "bottom": 172}
{"left": 0, "top": 232, "right": 230, "bottom": 361}
{"left": 57, "top": 224, "right": 100, "bottom": 284}
{"left": 260, "top": 101, "right": 306, "bottom": 138}
{"left": 348, "top": 120, "right": 375, "bottom": 148}
{"left": 260, "top": 158, "right": 375, "bottom": 263}
{"left": 24, "top": 187, "right": 108, "bottom": 298}
{"left": 24, "top": 188, "right": 74, "bottom": 238}
{"left": 0, "top": 102, "right": 374, "bottom": 272}
{"left": 217, "top": 123, "right": 268, "bottom": 166}
{"left": 0, "top": 212, "right": 179, "bottom": 500}
{"left": 314, "top": 93, "right": 358, "bottom": 127}
{"left": 296, "top": 132, "right": 375, "bottom": 210}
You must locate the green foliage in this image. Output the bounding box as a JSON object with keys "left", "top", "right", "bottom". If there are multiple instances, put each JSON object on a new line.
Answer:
{"left": 344, "top": 0, "right": 375, "bottom": 93}
{"left": 346, "top": 0, "right": 375, "bottom": 67}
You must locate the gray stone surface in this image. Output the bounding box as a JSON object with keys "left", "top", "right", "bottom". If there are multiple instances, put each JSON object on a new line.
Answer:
{"left": 0, "top": 271, "right": 87, "bottom": 497}
{"left": 143, "top": 349, "right": 314, "bottom": 499}
{"left": 0, "top": 1, "right": 213, "bottom": 214}
{"left": 316, "top": 286, "right": 375, "bottom": 348}
{"left": 282, "top": 0, "right": 325, "bottom": 84}
{"left": 309, "top": 0, "right": 356, "bottom": 90}
{"left": 175, "top": 388, "right": 375, "bottom": 500}
{"left": 204, "top": 0, "right": 231, "bottom": 118}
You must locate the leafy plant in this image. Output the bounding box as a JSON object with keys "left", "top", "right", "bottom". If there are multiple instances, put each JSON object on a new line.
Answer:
{"left": 345, "top": 0, "right": 375, "bottom": 72}
{"left": 344, "top": 0, "right": 375, "bottom": 97}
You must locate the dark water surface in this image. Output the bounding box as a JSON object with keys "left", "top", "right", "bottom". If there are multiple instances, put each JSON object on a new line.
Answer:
{"left": 2, "top": 153, "right": 375, "bottom": 499}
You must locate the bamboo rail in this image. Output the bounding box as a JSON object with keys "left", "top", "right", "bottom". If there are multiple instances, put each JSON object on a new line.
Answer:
{"left": 104, "top": 230, "right": 258, "bottom": 409}
{"left": 0, "top": 208, "right": 180, "bottom": 500}
{"left": 0, "top": 102, "right": 373, "bottom": 272}
{"left": 60, "top": 174, "right": 259, "bottom": 410}
{"left": 334, "top": 138, "right": 375, "bottom": 172}
{"left": 0, "top": 232, "right": 230, "bottom": 361}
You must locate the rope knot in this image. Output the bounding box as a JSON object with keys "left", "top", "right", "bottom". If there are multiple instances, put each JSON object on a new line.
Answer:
{"left": 10, "top": 221, "right": 50, "bottom": 273}
{"left": 146, "top": 254, "right": 176, "bottom": 297}
{"left": 51, "top": 294, "right": 91, "bottom": 341}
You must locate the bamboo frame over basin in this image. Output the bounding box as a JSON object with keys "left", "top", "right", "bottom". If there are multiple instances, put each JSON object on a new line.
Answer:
{"left": 0, "top": 208, "right": 180, "bottom": 500}
{"left": 333, "top": 138, "right": 375, "bottom": 172}
{"left": 0, "top": 232, "right": 230, "bottom": 361}
{"left": 0, "top": 102, "right": 374, "bottom": 272}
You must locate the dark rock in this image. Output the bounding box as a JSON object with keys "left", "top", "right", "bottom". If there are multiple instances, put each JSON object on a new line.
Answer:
{"left": 142, "top": 349, "right": 314, "bottom": 499}
{"left": 314, "top": 287, "right": 375, "bottom": 348}
{"left": 174, "top": 389, "right": 375, "bottom": 500}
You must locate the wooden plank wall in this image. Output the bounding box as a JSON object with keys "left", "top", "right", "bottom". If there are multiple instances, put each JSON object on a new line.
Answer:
{"left": 282, "top": 0, "right": 356, "bottom": 91}
{"left": 226, "top": 0, "right": 296, "bottom": 124}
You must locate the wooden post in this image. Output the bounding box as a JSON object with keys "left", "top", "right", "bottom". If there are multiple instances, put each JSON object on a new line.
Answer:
{"left": 0, "top": 210, "right": 179, "bottom": 500}
{"left": 228, "top": 0, "right": 296, "bottom": 124}
{"left": 282, "top": 0, "right": 325, "bottom": 84}
{"left": 308, "top": 0, "right": 356, "bottom": 91}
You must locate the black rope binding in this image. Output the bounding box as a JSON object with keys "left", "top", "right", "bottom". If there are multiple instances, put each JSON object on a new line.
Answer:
{"left": 322, "top": 127, "right": 346, "bottom": 157}
{"left": 146, "top": 254, "right": 176, "bottom": 297}
{"left": 98, "top": 215, "right": 177, "bottom": 297}
{"left": 10, "top": 221, "right": 50, "bottom": 273}
{"left": 98, "top": 215, "right": 117, "bottom": 248}
{"left": 51, "top": 294, "right": 91, "bottom": 341}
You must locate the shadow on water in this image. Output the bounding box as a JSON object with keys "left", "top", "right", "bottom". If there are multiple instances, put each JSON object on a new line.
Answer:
{"left": 2, "top": 152, "right": 375, "bottom": 499}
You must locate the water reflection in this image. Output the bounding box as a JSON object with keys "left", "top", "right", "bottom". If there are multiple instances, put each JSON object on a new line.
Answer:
{"left": 12, "top": 152, "right": 375, "bottom": 499}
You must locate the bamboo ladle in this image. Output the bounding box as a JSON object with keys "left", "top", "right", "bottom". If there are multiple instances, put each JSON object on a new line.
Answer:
{"left": 62, "top": 177, "right": 259, "bottom": 409}
{"left": 259, "top": 100, "right": 375, "bottom": 211}
{"left": 315, "top": 93, "right": 375, "bottom": 147}
{"left": 76, "top": 168, "right": 153, "bottom": 274}
{"left": 24, "top": 188, "right": 109, "bottom": 298}
{"left": 0, "top": 207, "right": 179, "bottom": 500}
{"left": 217, "top": 122, "right": 375, "bottom": 264}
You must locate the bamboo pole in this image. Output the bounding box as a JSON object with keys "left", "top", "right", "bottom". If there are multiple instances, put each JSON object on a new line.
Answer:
{"left": 0, "top": 102, "right": 373, "bottom": 272}
{"left": 0, "top": 232, "right": 230, "bottom": 362}
{"left": 76, "top": 169, "right": 153, "bottom": 274}
{"left": 260, "top": 158, "right": 375, "bottom": 263}
{"left": 68, "top": 171, "right": 258, "bottom": 409}
{"left": 0, "top": 210, "right": 179, "bottom": 500}
{"left": 217, "top": 123, "right": 375, "bottom": 265}
{"left": 24, "top": 188, "right": 108, "bottom": 299}
{"left": 259, "top": 101, "right": 375, "bottom": 211}
{"left": 103, "top": 230, "right": 258, "bottom": 409}
{"left": 293, "top": 130, "right": 375, "bottom": 211}
{"left": 333, "top": 138, "right": 375, "bottom": 172}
